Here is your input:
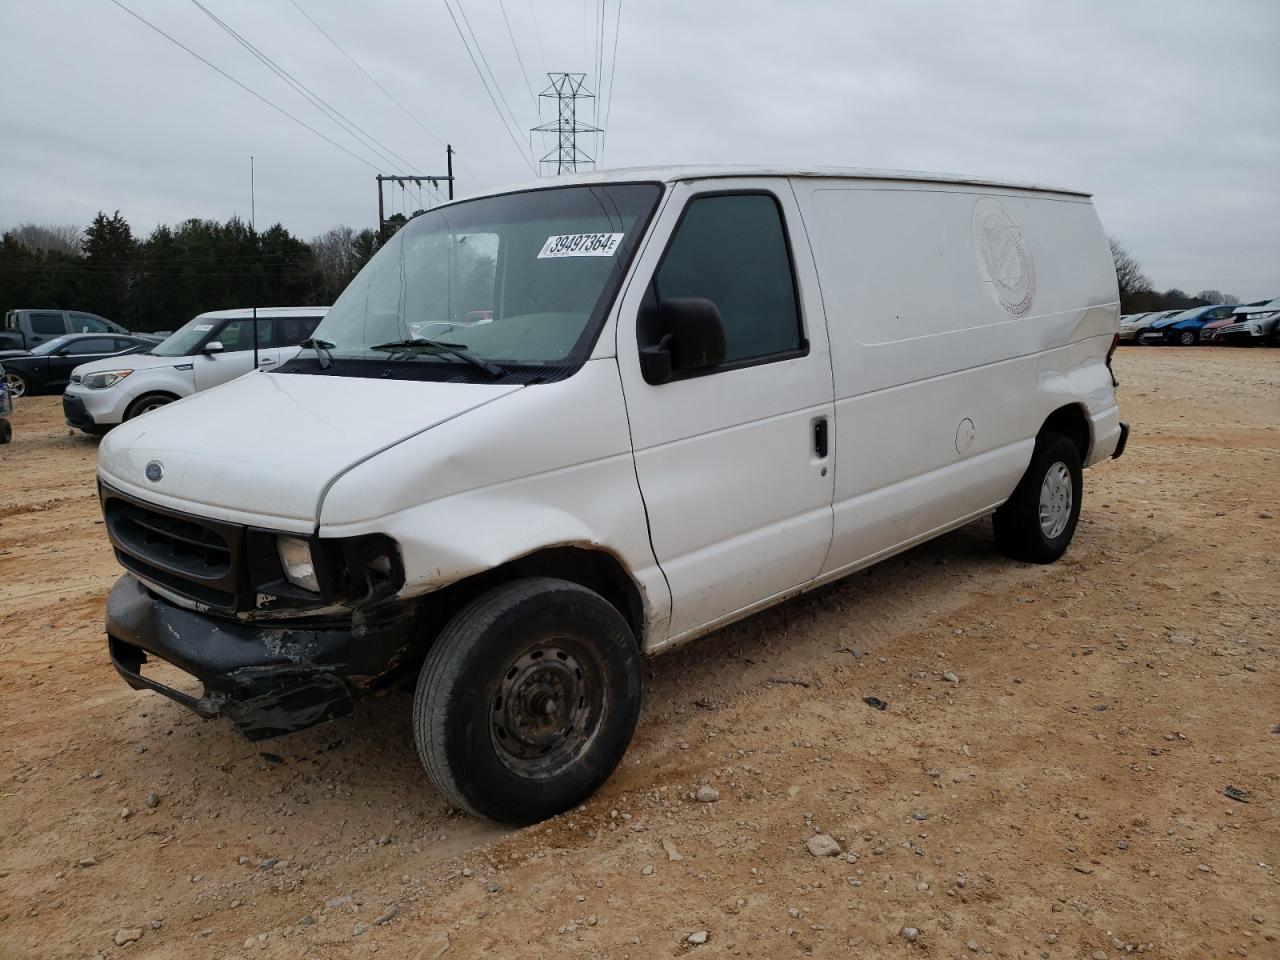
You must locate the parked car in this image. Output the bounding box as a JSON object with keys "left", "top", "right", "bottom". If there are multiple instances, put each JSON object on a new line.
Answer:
{"left": 63, "top": 307, "right": 328, "bottom": 433}
{"left": 0, "top": 309, "right": 132, "bottom": 351}
{"left": 0, "top": 334, "right": 157, "bottom": 398}
{"left": 1215, "top": 296, "right": 1280, "bottom": 345}
{"left": 95, "top": 166, "right": 1126, "bottom": 824}
{"left": 0, "top": 362, "right": 12, "bottom": 444}
{"left": 1118, "top": 309, "right": 1177, "bottom": 342}
{"left": 1137, "top": 304, "right": 1235, "bottom": 345}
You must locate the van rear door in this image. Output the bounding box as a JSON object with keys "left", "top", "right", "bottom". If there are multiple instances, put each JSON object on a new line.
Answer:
{"left": 616, "top": 181, "right": 836, "bottom": 642}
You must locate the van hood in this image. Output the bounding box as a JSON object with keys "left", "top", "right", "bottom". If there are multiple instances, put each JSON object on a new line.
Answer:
{"left": 97, "top": 370, "right": 522, "bottom": 526}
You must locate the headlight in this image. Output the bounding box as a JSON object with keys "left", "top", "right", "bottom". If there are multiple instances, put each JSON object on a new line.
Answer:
{"left": 81, "top": 370, "right": 133, "bottom": 389}
{"left": 277, "top": 536, "right": 319, "bottom": 592}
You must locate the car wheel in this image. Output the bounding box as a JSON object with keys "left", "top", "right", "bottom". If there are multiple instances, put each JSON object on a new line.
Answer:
{"left": 3, "top": 371, "right": 30, "bottom": 398}
{"left": 413, "top": 577, "right": 644, "bottom": 824}
{"left": 0, "top": 419, "right": 10, "bottom": 444}
{"left": 1178, "top": 329, "right": 1197, "bottom": 346}
{"left": 124, "top": 393, "right": 174, "bottom": 420}
{"left": 993, "top": 431, "right": 1083, "bottom": 564}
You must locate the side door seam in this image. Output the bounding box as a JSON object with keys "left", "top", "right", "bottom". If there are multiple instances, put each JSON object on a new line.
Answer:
{"left": 786, "top": 177, "right": 840, "bottom": 576}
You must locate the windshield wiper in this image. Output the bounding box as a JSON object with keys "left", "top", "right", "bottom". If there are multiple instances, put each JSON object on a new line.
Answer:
{"left": 369, "top": 338, "right": 506, "bottom": 378}
{"left": 300, "top": 337, "right": 336, "bottom": 370}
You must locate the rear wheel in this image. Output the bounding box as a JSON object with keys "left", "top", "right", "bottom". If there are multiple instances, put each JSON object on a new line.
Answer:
{"left": 0, "top": 419, "right": 11, "bottom": 444}
{"left": 3, "top": 371, "right": 30, "bottom": 398}
{"left": 993, "top": 431, "right": 1083, "bottom": 564}
{"left": 1177, "top": 328, "right": 1197, "bottom": 346}
{"left": 124, "top": 393, "right": 173, "bottom": 420}
{"left": 413, "top": 577, "right": 644, "bottom": 824}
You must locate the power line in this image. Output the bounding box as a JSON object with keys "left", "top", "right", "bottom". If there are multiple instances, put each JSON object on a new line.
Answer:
{"left": 285, "top": 0, "right": 476, "bottom": 186}
{"left": 601, "top": 0, "right": 623, "bottom": 164}
{"left": 523, "top": 0, "right": 550, "bottom": 84}
{"left": 104, "top": 0, "right": 379, "bottom": 171}
{"left": 187, "top": 0, "right": 420, "bottom": 174}
{"left": 442, "top": 0, "right": 536, "bottom": 173}
{"left": 453, "top": 0, "right": 527, "bottom": 149}
{"left": 497, "top": 0, "right": 538, "bottom": 112}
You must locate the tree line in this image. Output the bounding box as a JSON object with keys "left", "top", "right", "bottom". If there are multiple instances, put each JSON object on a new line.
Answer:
{"left": 0, "top": 212, "right": 1245, "bottom": 333}
{"left": 0, "top": 212, "right": 385, "bottom": 332}
{"left": 1109, "top": 238, "right": 1241, "bottom": 314}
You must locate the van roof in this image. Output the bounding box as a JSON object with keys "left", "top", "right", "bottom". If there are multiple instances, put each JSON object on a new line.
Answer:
{"left": 447, "top": 165, "right": 1092, "bottom": 203}
{"left": 194, "top": 306, "right": 330, "bottom": 320}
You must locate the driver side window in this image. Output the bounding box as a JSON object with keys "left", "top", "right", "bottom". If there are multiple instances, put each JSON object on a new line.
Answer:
{"left": 649, "top": 193, "right": 804, "bottom": 366}
{"left": 215, "top": 318, "right": 273, "bottom": 351}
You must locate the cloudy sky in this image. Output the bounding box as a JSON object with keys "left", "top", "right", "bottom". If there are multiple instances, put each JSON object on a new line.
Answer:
{"left": 1, "top": 0, "right": 1277, "bottom": 299}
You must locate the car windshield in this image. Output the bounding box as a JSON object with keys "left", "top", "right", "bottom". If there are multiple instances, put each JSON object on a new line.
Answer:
{"left": 304, "top": 183, "right": 662, "bottom": 376}
{"left": 31, "top": 335, "right": 72, "bottom": 356}
{"left": 149, "top": 314, "right": 223, "bottom": 357}
{"left": 1164, "top": 308, "right": 1202, "bottom": 322}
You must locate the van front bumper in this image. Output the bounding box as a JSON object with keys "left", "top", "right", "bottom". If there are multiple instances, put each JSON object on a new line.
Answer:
{"left": 106, "top": 574, "right": 418, "bottom": 740}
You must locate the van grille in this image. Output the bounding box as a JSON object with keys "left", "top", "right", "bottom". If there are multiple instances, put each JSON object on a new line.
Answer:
{"left": 102, "top": 489, "right": 243, "bottom": 610}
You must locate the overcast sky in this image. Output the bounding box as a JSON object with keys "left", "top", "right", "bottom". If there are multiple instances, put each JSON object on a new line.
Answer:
{"left": 1, "top": 0, "right": 1277, "bottom": 299}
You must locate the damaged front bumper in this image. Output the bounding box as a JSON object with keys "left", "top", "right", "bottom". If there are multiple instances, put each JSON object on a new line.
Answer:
{"left": 106, "top": 574, "right": 417, "bottom": 740}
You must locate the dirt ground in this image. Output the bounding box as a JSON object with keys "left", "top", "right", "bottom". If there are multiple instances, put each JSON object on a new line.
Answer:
{"left": 1, "top": 347, "right": 1276, "bottom": 960}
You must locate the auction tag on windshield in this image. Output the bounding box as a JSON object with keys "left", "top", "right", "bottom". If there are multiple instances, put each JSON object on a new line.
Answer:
{"left": 538, "top": 233, "right": 624, "bottom": 258}
{"left": 194, "top": 324, "right": 214, "bottom": 331}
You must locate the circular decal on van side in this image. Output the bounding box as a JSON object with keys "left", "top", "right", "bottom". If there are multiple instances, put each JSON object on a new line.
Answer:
{"left": 972, "top": 198, "right": 1036, "bottom": 317}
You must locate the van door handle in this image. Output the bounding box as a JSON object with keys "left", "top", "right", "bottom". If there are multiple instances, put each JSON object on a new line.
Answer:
{"left": 259, "top": 359, "right": 276, "bottom": 366}
{"left": 813, "top": 417, "right": 829, "bottom": 458}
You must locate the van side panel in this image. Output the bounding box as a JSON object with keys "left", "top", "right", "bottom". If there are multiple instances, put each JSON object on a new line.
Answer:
{"left": 793, "top": 180, "right": 1118, "bottom": 576}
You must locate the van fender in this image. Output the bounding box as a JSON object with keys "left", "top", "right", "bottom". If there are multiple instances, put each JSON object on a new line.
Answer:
{"left": 320, "top": 455, "right": 673, "bottom": 646}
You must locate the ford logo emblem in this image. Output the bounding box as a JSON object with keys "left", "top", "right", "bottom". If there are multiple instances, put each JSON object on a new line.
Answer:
{"left": 145, "top": 461, "right": 164, "bottom": 482}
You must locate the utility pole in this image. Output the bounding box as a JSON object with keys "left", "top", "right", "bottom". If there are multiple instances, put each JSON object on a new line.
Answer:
{"left": 375, "top": 144, "right": 456, "bottom": 242}
{"left": 531, "top": 73, "right": 600, "bottom": 175}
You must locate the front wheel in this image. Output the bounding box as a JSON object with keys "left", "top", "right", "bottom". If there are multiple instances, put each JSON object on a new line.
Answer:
{"left": 2, "top": 371, "right": 30, "bottom": 398}
{"left": 413, "top": 577, "right": 644, "bottom": 824}
{"left": 1177, "top": 329, "right": 1197, "bottom": 346}
{"left": 124, "top": 393, "right": 173, "bottom": 420}
{"left": 993, "top": 431, "right": 1083, "bottom": 564}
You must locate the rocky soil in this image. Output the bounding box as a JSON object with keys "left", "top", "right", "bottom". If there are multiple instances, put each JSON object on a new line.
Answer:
{"left": 1, "top": 347, "right": 1277, "bottom": 959}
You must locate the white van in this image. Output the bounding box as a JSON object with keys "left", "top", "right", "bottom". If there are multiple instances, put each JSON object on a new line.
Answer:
{"left": 95, "top": 167, "right": 1127, "bottom": 823}
{"left": 63, "top": 306, "right": 328, "bottom": 433}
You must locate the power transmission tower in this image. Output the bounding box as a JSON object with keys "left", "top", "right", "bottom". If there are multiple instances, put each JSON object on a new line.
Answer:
{"left": 531, "top": 73, "right": 599, "bottom": 175}
{"left": 376, "top": 145, "right": 455, "bottom": 242}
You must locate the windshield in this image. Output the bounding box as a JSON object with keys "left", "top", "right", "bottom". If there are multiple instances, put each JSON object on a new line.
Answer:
{"left": 150, "top": 314, "right": 223, "bottom": 357}
{"left": 303, "top": 183, "right": 662, "bottom": 378}
{"left": 31, "top": 335, "right": 72, "bottom": 356}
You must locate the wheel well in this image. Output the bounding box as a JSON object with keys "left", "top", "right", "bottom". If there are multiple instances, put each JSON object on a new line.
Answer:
{"left": 126, "top": 392, "right": 180, "bottom": 416}
{"left": 1041, "top": 404, "right": 1089, "bottom": 462}
{"left": 412, "top": 547, "right": 645, "bottom": 653}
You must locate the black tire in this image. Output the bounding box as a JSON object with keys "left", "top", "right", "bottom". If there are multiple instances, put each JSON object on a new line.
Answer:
{"left": 0, "top": 419, "right": 10, "bottom": 444}
{"left": 413, "top": 577, "right": 644, "bottom": 824}
{"left": 993, "top": 431, "right": 1083, "bottom": 564}
{"left": 124, "top": 393, "right": 174, "bottom": 420}
{"left": 3, "top": 371, "right": 30, "bottom": 399}
{"left": 1177, "top": 329, "right": 1197, "bottom": 346}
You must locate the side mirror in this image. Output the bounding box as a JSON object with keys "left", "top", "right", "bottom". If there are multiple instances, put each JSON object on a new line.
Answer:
{"left": 639, "top": 297, "right": 726, "bottom": 385}
{"left": 203, "top": 341, "right": 224, "bottom": 355}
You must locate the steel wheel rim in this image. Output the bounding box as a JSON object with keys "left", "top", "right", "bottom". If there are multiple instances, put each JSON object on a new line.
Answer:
{"left": 141, "top": 401, "right": 166, "bottom": 413}
{"left": 490, "top": 641, "right": 605, "bottom": 780}
{"left": 3, "top": 373, "right": 25, "bottom": 398}
{"left": 1039, "top": 461, "right": 1073, "bottom": 539}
